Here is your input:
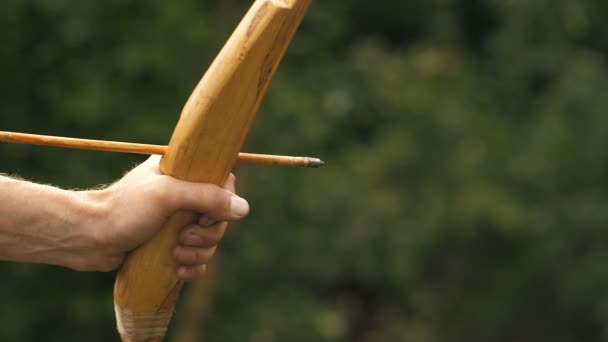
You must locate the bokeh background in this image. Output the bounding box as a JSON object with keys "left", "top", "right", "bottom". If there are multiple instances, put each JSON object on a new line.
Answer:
{"left": 2, "top": 0, "right": 608, "bottom": 341}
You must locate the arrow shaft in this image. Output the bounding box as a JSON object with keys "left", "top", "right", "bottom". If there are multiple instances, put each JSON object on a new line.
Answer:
{"left": 0, "top": 131, "right": 323, "bottom": 167}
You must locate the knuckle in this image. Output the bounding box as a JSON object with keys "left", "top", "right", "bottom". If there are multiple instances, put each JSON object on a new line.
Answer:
{"left": 203, "top": 186, "right": 232, "bottom": 215}
{"left": 197, "top": 247, "right": 216, "bottom": 263}
{"left": 181, "top": 228, "right": 202, "bottom": 245}
{"left": 193, "top": 249, "right": 205, "bottom": 262}
{"left": 184, "top": 228, "right": 223, "bottom": 248}
{"left": 195, "top": 234, "right": 215, "bottom": 248}
{"left": 173, "top": 247, "right": 183, "bottom": 260}
{"left": 182, "top": 225, "right": 225, "bottom": 248}
{"left": 174, "top": 246, "right": 216, "bottom": 264}
{"left": 200, "top": 233, "right": 220, "bottom": 247}
{"left": 155, "top": 175, "right": 177, "bottom": 206}
{"left": 173, "top": 247, "right": 186, "bottom": 261}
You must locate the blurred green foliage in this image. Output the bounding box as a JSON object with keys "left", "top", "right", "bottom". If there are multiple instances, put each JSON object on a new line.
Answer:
{"left": 1, "top": 0, "right": 608, "bottom": 341}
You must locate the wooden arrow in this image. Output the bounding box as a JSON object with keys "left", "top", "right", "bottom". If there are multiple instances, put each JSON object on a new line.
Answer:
{"left": 0, "top": 131, "right": 324, "bottom": 168}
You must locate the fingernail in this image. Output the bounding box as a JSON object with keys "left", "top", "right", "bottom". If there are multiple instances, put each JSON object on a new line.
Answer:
{"left": 230, "top": 196, "right": 249, "bottom": 217}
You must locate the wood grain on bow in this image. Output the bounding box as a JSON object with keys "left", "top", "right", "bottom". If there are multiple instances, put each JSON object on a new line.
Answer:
{"left": 113, "top": 1, "right": 312, "bottom": 341}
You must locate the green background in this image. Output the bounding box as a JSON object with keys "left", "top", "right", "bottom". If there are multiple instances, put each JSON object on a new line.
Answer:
{"left": 2, "top": 0, "right": 608, "bottom": 341}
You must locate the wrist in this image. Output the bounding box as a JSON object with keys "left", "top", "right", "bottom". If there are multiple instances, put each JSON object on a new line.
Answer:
{"left": 0, "top": 175, "right": 119, "bottom": 271}
{"left": 76, "top": 187, "right": 112, "bottom": 251}
{"left": 61, "top": 187, "right": 117, "bottom": 271}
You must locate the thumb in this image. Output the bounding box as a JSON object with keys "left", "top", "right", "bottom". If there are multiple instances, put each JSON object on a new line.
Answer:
{"left": 159, "top": 175, "right": 249, "bottom": 221}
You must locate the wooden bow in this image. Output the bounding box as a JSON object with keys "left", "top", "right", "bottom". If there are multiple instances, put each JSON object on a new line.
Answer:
{"left": 113, "top": 1, "right": 312, "bottom": 341}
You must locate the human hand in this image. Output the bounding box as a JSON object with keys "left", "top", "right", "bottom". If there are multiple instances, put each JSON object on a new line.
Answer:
{"left": 79, "top": 156, "right": 249, "bottom": 279}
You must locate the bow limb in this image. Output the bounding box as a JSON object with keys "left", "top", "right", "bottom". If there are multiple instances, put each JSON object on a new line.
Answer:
{"left": 112, "top": 1, "right": 312, "bottom": 341}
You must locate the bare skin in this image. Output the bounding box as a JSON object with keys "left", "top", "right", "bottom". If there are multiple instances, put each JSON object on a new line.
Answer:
{"left": 0, "top": 156, "right": 249, "bottom": 281}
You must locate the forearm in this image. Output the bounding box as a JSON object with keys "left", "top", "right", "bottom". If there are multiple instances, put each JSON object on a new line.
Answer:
{"left": 0, "top": 175, "right": 102, "bottom": 269}
{"left": 0, "top": 157, "right": 248, "bottom": 275}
